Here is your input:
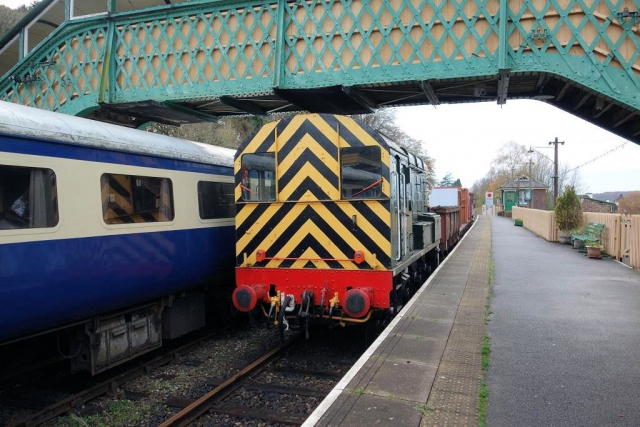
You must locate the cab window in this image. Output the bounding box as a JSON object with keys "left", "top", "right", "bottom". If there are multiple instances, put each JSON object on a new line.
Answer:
{"left": 0, "top": 165, "right": 58, "bottom": 230}
{"left": 341, "top": 146, "right": 382, "bottom": 199}
{"left": 198, "top": 181, "right": 234, "bottom": 219}
{"left": 101, "top": 174, "right": 174, "bottom": 224}
{"left": 240, "top": 153, "right": 276, "bottom": 202}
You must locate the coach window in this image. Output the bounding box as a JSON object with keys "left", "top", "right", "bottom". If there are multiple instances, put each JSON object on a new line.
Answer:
{"left": 101, "top": 174, "right": 174, "bottom": 224}
{"left": 341, "top": 146, "right": 382, "bottom": 199}
{"left": 198, "top": 181, "right": 234, "bottom": 219}
{"left": 0, "top": 165, "right": 58, "bottom": 230}
{"left": 240, "top": 153, "right": 276, "bottom": 202}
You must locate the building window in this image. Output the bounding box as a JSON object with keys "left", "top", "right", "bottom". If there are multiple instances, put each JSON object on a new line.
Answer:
{"left": 341, "top": 146, "right": 382, "bottom": 199}
{"left": 240, "top": 153, "right": 276, "bottom": 202}
{"left": 101, "top": 174, "right": 174, "bottom": 224}
{"left": 198, "top": 181, "right": 234, "bottom": 219}
{"left": 519, "top": 190, "right": 531, "bottom": 203}
{"left": 0, "top": 165, "right": 58, "bottom": 230}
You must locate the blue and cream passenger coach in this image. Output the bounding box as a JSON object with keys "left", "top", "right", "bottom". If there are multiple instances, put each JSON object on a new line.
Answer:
{"left": 0, "top": 101, "right": 235, "bottom": 374}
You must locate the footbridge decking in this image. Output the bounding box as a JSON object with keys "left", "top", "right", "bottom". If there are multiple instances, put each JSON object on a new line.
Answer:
{"left": 1, "top": 0, "right": 640, "bottom": 142}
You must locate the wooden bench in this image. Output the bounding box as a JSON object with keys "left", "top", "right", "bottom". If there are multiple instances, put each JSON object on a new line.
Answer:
{"left": 571, "top": 222, "right": 605, "bottom": 245}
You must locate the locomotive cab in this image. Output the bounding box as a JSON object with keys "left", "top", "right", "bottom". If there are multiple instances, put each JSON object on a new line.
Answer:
{"left": 233, "top": 114, "right": 440, "bottom": 332}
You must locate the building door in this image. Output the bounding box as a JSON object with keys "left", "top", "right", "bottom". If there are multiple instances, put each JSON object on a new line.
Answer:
{"left": 504, "top": 191, "right": 516, "bottom": 212}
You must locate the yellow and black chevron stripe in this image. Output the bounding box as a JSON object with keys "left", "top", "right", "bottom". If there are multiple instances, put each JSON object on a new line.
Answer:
{"left": 235, "top": 114, "right": 393, "bottom": 270}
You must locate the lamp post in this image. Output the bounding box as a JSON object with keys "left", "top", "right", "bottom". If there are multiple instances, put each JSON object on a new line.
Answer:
{"left": 528, "top": 146, "right": 534, "bottom": 208}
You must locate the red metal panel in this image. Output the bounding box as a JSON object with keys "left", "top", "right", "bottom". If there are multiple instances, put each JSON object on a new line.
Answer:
{"left": 235, "top": 267, "right": 394, "bottom": 309}
{"left": 432, "top": 206, "right": 461, "bottom": 251}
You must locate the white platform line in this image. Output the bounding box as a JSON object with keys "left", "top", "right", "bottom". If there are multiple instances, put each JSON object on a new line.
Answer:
{"left": 302, "top": 218, "right": 480, "bottom": 427}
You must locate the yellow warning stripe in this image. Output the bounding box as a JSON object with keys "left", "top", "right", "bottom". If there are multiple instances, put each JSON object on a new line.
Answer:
{"left": 278, "top": 162, "right": 339, "bottom": 201}
{"left": 336, "top": 202, "right": 391, "bottom": 254}
{"left": 335, "top": 115, "right": 390, "bottom": 167}
{"left": 235, "top": 200, "right": 261, "bottom": 228}
{"left": 266, "top": 219, "right": 355, "bottom": 270}
{"left": 266, "top": 114, "right": 307, "bottom": 151}
{"left": 236, "top": 202, "right": 286, "bottom": 252}
{"left": 237, "top": 202, "right": 307, "bottom": 258}
{"left": 309, "top": 203, "right": 374, "bottom": 260}
{"left": 277, "top": 132, "right": 339, "bottom": 175}
{"left": 290, "top": 248, "right": 331, "bottom": 270}
{"left": 363, "top": 199, "right": 391, "bottom": 224}
{"left": 241, "top": 120, "right": 278, "bottom": 156}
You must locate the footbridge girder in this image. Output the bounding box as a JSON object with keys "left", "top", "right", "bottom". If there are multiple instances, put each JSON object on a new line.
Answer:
{"left": 1, "top": 0, "right": 639, "bottom": 143}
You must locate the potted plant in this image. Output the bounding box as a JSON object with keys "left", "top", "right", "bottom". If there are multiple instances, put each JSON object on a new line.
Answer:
{"left": 514, "top": 218, "right": 523, "bottom": 226}
{"left": 585, "top": 240, "right": 603, "bottom": 259}
{"left": 554, "top": 186, "right": 582, "bottom": 244}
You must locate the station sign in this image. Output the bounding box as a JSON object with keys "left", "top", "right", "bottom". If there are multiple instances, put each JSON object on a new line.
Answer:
{"left": 485, "top": 191, "right": 494, "bottom": 207}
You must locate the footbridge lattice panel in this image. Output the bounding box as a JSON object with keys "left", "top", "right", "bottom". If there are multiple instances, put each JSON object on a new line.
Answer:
{"left": 1, "top": 0, "right": 639, "bottom": 142}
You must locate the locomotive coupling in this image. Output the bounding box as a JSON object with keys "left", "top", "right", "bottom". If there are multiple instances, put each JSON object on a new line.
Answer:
{"left": 232, "top": 284, "right": 267, "bottom": 312}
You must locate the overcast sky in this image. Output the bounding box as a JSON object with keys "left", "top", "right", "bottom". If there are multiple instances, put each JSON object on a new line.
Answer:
{"left": 395, "top": 100, "right": 640, "bottom": 194}
{"left": 1, "top": 0, "right": 32, "bottom": 8}
{"left": 3, "top": 0, "right": 639, "bottom": 194}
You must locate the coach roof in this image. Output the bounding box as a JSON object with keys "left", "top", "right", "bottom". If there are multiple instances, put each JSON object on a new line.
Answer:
{"left": 0, "top": 101, "right": 234, "bottom": 168}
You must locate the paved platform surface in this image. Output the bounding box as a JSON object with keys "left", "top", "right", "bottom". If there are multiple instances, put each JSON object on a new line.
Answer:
{"left": 487, "top": 216, "right": 640, "bottom": 426}
{"left": 305, "top": 216, "right": 491, "bottom": 427}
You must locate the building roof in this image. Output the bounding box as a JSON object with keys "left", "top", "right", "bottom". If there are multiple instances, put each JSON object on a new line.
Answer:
{"left": 0, "top": 100, "right": 235, "bottom": 167}
{"left": 499, "top": 177, "right": 549, "bottom": 190}
{"left": 579, "top": 195, "right": 618, "bottom": 209}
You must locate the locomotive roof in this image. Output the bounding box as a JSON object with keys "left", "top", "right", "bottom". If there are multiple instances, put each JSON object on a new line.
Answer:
{"left": 0, "top": 101, "right": 235, "bottom": 167}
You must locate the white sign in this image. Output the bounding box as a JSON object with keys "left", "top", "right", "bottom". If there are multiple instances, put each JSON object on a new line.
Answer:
{"left": 485, "top": 192, "right": 494, "bottom": 207}
{"left": 430, "top": 188, "right": 459, "bottom": 207}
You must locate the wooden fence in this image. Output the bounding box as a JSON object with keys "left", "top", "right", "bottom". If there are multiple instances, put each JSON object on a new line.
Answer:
{"left": 582, "top": 212, "right": 622, "bottom": 259}
{"left": 511, "top": 207, "right": 640, "bottom": 270}
{"left": 512, "top": 207, "right": 558, "bottom": 242}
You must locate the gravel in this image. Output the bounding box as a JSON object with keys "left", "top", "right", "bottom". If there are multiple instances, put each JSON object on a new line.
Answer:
{"left": 3, "top": 318, "right": 376, "bottom": 426}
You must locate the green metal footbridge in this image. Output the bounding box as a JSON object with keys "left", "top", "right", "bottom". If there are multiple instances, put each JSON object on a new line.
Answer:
{"left": 1, "top": 0, "right": 639, "bottom": 143}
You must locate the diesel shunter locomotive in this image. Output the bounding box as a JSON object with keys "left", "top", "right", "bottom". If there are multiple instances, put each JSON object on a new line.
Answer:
{"left": 232, "top": 114, "right": 444, "bottom": 332}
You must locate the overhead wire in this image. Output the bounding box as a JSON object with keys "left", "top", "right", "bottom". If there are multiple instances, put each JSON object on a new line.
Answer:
{"left": 564, "top": 141, "right": 629, "bottom": 175}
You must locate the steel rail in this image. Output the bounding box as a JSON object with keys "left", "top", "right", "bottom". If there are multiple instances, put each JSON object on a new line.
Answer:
{"left": 159, "top": 334, "right": 302, "bottom": 427}
{"left": 7, "top": 326, "right": 233, "bottom": 427}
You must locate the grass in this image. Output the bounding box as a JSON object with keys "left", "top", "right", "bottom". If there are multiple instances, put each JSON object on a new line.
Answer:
{"left": 477, "top": 244, "right": 494, "bottom": 427}
{"left": 56, "top": 400, "right": 148, "bottom": 427}
{"left": 349, "top": 388, "right": 366, "bottom": 395}
{"left": 413, "top": 404, "right": 435, "bottom": 415}
{"left": 477, "top": 381, "right": 489, "bottom": 427}
{"left": 481, "top": 334, "right": 491, "bottom": 372}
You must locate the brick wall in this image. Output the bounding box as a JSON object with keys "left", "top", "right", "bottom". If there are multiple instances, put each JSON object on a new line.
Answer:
{"left": 532, "top": 189, "right": 547, "bottom": 210}
{"left": 582, "top": 198, "right": 614, "bottom": 213}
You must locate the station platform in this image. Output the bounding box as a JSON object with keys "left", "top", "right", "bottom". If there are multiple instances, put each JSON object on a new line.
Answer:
{"left": 304, "top": 216, "right": 491, "bottom": 427}
{"left": 487, "top": 216, "right": 640, "bottom": 426}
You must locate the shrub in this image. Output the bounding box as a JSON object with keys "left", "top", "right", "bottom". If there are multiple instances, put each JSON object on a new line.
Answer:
{"left": 554, "top": 186, "right": 582, "bottom": 233}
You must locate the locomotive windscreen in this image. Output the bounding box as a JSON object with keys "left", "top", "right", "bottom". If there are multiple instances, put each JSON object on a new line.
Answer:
{"left": 341, "top": 146, "right": 382, "bottom": 199}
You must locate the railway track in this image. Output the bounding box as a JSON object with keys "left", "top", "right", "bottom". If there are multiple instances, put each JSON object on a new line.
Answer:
{"left": 2, "top": 323, "right": 363, "bottom": 427}
{"left": 159, "top": 327, "right": 364, "bottom": 427}
{"left": 4, "top": 326, "right": 233, "bottom": 427}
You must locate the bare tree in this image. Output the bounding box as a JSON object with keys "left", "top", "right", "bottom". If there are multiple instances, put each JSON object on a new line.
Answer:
{"left": 472, "top": 141, "right": 583, "bottom": 209}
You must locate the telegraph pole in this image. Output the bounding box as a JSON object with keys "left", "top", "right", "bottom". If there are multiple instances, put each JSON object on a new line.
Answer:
{"left": 549, "top": 137, "right": 565, "bottom": 207}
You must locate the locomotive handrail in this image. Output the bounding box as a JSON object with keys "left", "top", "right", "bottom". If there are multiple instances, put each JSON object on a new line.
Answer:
{"left": 400, "top": 171, "right": 408, "bottom": 257}
{"left": 392, "top": 170, "right": 401, "bottom": 262}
